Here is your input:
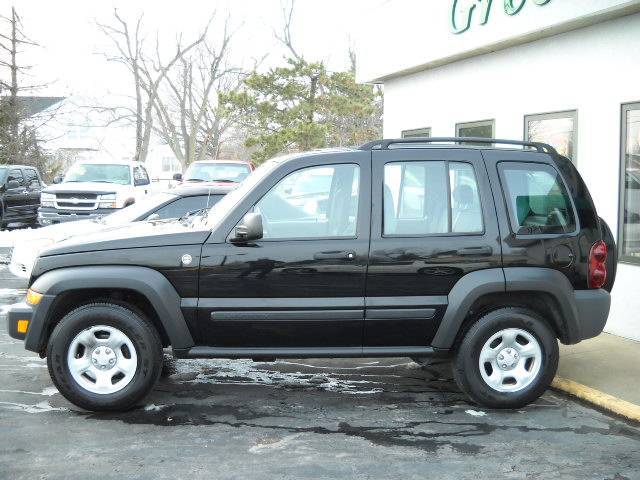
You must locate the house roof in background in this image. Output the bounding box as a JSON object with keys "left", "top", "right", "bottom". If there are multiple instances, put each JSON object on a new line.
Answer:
{"left": 0, "top": 96, "right": 65, "bottom": 117}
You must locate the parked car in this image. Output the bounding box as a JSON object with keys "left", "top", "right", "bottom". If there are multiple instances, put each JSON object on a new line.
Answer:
{"left": 173, "top": 159, "right": 255, "bottom": 187}
{"left": 38, "top": 159, "right": 157, "bottom": 226}
{"left": 0, "top": 165, "right": 44, "bottom": 229}
{"left": 9, "top": 185, "right": 233, "bottom": 279}
{"left": 7, "top": 137, "right": 615, "bottom": 412}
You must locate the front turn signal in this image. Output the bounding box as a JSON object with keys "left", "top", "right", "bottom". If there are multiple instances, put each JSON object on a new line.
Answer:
{"left": 26, "top": 289, "right": 43, "bottom": 305}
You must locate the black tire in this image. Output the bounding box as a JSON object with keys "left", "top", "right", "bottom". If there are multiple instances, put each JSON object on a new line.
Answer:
{"left": 453, "top": 307, "right": 559, "bottom": 409}
{"left": 46, "top": 302, "right": 163, "bottom": 411}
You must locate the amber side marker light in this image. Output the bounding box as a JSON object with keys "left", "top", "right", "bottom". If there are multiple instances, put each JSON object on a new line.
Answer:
{"left": 17, "top": 320, "right": 29, "bottom": 334}
{"left": 26, "top": 289, "right": 43, "bottom": 305}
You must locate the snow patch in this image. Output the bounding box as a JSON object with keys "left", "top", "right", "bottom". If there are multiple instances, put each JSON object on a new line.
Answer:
{"left": 144, "top": 403, "right": 168, "bottom": 412}
{"left": 0, "top": 228, "right": 38, "bottom": 248}
{"left": 169, "top": 358, "right": 384, "bottom": 395}
{"left": 465, "top": 409, "right": 487, "bottom": 417}
{"left": 0, "top": 387, "right": 58, "bottom": 396}
{"left": 0, "top": 401, "right": 67, "bottom": 413}
{"left": 249, "top": 434, "right": 304, "bottom": 454}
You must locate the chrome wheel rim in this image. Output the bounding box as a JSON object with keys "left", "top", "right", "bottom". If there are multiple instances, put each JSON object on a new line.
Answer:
{"left": 67, "top": 325, "right": 138, "bottom": 395}
{"left": 478, "top": 328, "right": 542, "bottom": 393}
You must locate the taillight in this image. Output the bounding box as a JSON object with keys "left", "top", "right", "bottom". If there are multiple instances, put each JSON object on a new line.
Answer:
{"left": 588, "top": 240, "right": 607, "bottom": 289}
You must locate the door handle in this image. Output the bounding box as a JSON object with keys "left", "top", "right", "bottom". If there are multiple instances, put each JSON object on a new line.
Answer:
{"left": 457, "top": 246, "right": 493, "bottom": 256}
{"left": 313, "top": 250, "right": 356, "bottom": 260}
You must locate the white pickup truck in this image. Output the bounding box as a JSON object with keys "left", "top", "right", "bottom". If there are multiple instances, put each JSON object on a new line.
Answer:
{"left": 38, "top": 159, "right": 156, "bottom": 225}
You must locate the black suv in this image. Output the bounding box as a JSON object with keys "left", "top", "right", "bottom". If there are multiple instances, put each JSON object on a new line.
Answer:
{"left": 6, "top": 138, "right": 615, "bottom": 411}
{"left": 0, "top": 164, "right": 43, "bottom": 229}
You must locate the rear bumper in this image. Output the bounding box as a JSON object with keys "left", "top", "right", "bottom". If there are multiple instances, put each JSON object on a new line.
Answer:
{"left": 575, "top": 289, "right": 611, "bottom": 341}
{"left": 6, "top": 303, "right": 33, "bottom": 341}
{"left": 38, "top": 207, "right": 118, "bottom": 225}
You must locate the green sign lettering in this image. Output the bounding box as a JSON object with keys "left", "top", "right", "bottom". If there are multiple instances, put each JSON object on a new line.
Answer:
{"left": 451, "top": 0, "right": 552, "bottom": 34}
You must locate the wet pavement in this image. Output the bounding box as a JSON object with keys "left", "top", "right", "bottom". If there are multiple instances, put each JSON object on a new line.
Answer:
{"left": 0, "top": 251, "right": 639, "bottom": 480}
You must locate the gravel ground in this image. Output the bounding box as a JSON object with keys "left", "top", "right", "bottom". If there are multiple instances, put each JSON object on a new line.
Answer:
{"left": 0, "top": 250, "right": 639, "bottom": 480}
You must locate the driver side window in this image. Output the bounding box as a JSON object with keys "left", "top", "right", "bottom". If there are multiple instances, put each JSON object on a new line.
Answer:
{"left": 254, "top": 164, "right": 360, "bottom": 240}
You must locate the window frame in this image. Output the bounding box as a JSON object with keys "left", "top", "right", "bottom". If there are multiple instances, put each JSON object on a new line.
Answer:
{"left": 524, "top": 109, "right": 578, "bottom": 164}
{"left": 381, "top": 159, "right": 485, "bottom": 238}
{"left": 455, "top": 119, "right": 495, "bottom": 139}
{"left": 618, "top": 101, "right": 640, "bottom": 265}
{"left": 246, "top": 163, "right": 363, "bottom": 242}
{"left": 497, "top": 160, "right": 579, "bottom": 239}
{"left": 401, "top": 127, "right": 431, "bottom": 139}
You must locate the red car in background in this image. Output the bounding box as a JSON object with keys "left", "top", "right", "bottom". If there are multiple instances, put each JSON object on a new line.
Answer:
{"left": 174, "top": 160, "right": 255, "bottom": 187}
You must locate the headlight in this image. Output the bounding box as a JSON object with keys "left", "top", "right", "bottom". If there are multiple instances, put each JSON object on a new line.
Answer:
{"left": 98, "top": 194, "right": 117, "bottom": 208}
{"left": 41, "top": 193, "right": 55, "bottom": 208}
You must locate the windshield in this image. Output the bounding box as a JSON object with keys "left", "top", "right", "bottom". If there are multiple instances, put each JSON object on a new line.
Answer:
{"left": 101, "top": 192, "right": 176, "bottom": 225}
{"left": 64, "top": 163, "right": 131, "bottom": 185}
{"left": 184, "top": 162, "right": 250, "bottom": 183}
{"left": 192, "top": 159, "right": 279, "bottom": 230}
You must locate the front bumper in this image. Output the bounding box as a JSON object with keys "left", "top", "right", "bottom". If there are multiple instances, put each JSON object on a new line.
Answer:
{"left": 6, "top": 302, "right": 34, "bottom": 341}
{"left": 38, "top": 207, "right": 118, "bottom": 225}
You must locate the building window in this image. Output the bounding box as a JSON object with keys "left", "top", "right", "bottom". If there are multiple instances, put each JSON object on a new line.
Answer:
{"left": 456, "top": 120, "right": 494, "bottom": 145}
{"left": 620, "top": 102, "right": 640, "bottom": 262}
{"left": 525, "top": 110, "right": 577, "bottom": 162}
{"left": 401, "top": 127, "right": 431, "bottom": 138}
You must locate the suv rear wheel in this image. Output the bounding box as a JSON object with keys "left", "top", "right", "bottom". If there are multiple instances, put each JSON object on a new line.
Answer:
{"left": 46, "top": 302, "right": 163, "bottom": 411}
{"left": 453, "top": 307, "right": 559, "bottom": 409}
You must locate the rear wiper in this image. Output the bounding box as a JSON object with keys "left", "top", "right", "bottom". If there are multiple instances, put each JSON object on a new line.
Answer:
{"left": 185, "top": 178, "right": 205, "bottom": 182}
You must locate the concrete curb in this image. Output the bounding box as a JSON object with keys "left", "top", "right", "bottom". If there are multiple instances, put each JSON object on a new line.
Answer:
{"left": 551, "top": 376, "right": 640, "bottom": 422}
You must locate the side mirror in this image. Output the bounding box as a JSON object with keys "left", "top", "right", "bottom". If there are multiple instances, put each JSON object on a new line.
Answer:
{"left": 6, "top": 179, "right": 21, "bottom": 189}
{"left": 53, "top": 176, "right": 63, "bottom": 184}
{"left": 231, "top": 212, "right": 263, "bottom": 243}
{"left": 173, "top": 173, "right": 183, "bottom": 181}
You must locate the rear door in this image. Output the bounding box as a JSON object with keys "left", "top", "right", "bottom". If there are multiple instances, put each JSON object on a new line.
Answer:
{"left": 23, "top": 168, "right": 42, "bottom": 218}
{"left": 197, "top": 152, "right": 371, "bottom": 349}
{"left": 364, "top": 148, "right": 501, "bottom": 347}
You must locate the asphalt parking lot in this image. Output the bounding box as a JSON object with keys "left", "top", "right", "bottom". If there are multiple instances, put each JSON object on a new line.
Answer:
{"left": 0, "top": 250, "right": 639, "bottom": 480}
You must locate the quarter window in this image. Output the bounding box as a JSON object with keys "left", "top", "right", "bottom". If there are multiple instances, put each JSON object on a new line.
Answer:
{"left": 499, "top": 162, "right": 576, "bottom": 235}
{"left": 254, "top": 164, "right": 360, "bottom": 240}
{"left": 620, "top": 103, "right": 640, "bottom": 261}
{"left": 383, "top": 161, "right": 483, "bottom": 235}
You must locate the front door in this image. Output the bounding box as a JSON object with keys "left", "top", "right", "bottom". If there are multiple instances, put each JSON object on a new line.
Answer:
{"left": 364, "top": 148, "right": 501, "bottom": 347}
{"left": 3, "top": 168, "right": 28, "bottom": 221}
{"left": 197, "top": 152, "right": 371, "bottom": 349}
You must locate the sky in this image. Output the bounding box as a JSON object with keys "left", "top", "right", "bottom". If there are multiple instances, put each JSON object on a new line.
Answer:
{"left": 6, "top": 0, "right": 385, "bottom": 99}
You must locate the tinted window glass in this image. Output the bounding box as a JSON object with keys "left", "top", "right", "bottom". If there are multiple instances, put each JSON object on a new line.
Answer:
{"left": 499, "top": 162, "right": 576, "bottom": 235}
{"left": 254, "top": 164, "right": 360, "bottom": 239}
{"left": 134, "top": 166, "right": 150, "bottom": 185}
{"left": 384, "top": 161, "right": 482, "bottom": 235}
{"left": 151, "top": 195, "right": 224, "bottom": 220}
{"left": 7, "top": 169, "right": 24, "bottom": 186}
{"left": 24, "top": 169, "right": 40, "bottom": 187}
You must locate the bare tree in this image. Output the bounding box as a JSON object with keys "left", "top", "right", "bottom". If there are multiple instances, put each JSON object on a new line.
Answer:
{"left": 97, "top": 9, "right": 210, "bottom": 163}
{"left": 144, "top": 16, "right": 242, "bottom": 168}
{"left": 0, "top": 6, "right": 59, "bottom": 168}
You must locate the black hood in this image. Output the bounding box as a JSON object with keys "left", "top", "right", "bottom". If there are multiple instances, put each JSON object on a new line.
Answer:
{"left": 40, "top": 220, "right": 210, "bottom": 257}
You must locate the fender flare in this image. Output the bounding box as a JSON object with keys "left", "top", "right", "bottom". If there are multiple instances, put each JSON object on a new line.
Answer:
{"left": 25, "top": 265, "right": 194, "bottom": 352}
{"left": 431, "top": 267, "right": 580, "bottom": 350}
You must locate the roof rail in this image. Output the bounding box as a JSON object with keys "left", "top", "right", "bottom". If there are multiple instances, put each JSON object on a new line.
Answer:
{"left": 358, "top": 137, "right": 557, "bottom": 155}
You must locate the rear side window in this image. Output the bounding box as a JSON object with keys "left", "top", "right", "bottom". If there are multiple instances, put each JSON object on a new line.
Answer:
{"left": 498, "top": 162, "right": 576, "bottom": 235}
{"left": 383, "top": 161, "right": 483, "bottom": 235}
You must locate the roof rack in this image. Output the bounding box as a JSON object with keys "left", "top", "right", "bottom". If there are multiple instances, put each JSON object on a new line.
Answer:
{"left": 358, "top": 137, "right": 557, "bottom": 155}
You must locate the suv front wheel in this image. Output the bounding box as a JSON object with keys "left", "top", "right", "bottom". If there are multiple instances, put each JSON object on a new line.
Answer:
{"left": 453, "top": 308, "right": 559, "bottom": 409}
{"left": 46, "top": 302, "right": 163, "bottom": 411}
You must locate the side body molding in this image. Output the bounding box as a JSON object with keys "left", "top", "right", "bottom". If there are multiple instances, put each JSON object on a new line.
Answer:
{"left": 26, "top": 266, "right": 194, "bottom": 352}
{"left": 431, "top": 268, "right": 505, "bottom": 349}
